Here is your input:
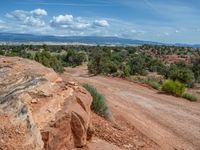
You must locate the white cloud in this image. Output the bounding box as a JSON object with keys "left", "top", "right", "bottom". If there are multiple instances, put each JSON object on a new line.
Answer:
{"left": 3, "top": 9, "right": 112, "bottom": 36}
{"left": 24, "top": 16, "right": 45, "bottom": 26}
{"left": 4, "top": 9, "right": 196, "bottom": 43}
{"left": 93, "top": 20, "right": 109, "bottom": 27}
{"left": 50, "top": 14, "right": 90, "bottom": 30}
{"left": 51, "top": 14, "right": 73, "bottom": 25}
{"left": 6, "top": 10, "right": 28, "bottom": 21}
{"left": 50, "top": 14, "right": 110, "bottom": 32}
{"left": 6, "top": 9, "right": 47, "bottom": 27}
{"left": 31, "top": 9, "right": 47, "bottom": 16}
{"left": 73, "top": 23, "right": 91, "bottom": 30}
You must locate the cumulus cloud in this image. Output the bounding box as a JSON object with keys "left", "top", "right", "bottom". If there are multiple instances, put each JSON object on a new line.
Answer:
{"left": 72, "top": 22, "right": 91, "bottom": 30}
{"left": 93, "top": 20, "right": 109, "bottom": 27}
{"left": 50, "top": 14, "right": 109, "bottom": 32}
{"left": 31, "top": 8, "right": 47, "bottom": 16}
{"left": 6, "top": 10, "right": 29, "bottom": 21}
{"left": 6, "top": 9, "right": 47, "bottom": 27}
{"left": 24, "top": 16, "right": 45, "bottom": 26}
{"left": 50, "top": 14, "right": 91, "bottom": 30}
{"left": 51, "top": 15, "right": 89, "bottom": 29}
{"left": 51, "top": 14, "right": 73, "bottom": 26}
{"left": 3, "top": 9, "right": 111, "bottom": 36}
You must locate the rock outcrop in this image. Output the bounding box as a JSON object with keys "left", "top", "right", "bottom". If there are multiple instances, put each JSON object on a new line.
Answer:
{"left": 0, "top": 56, "right": 92, "bottom": 150}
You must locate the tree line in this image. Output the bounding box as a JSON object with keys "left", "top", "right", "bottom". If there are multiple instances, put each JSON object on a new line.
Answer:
{"left": 0, "top": 44, "right": 200, "bottom": 87}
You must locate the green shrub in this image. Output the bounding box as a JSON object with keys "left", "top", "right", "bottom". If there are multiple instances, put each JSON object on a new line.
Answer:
{"left": 168, "top": 65, "right": 194, "bottom": 86}
{"left": 161, "top": 80, "right": 185, "bottom": 96}
{"left": 192, "top": 58, "right": 200, "bottom": 83}
{"left": 144, "top": 77, "right": 162, "bottom": 90}
{"left": 182, "top": 93, "right": 197, "bottom": 102}
{"left": 83, "top": 84, "right": 108, "bottom": 117}
{"left": 130, "top": 75, "right": 146, "bottom": 82}
{"left": 88, "top": 48, "right": 112, "bottom": 75}
{"left": 61, "top": 50, "right": 86, "bottom": 67}
{"left": 0, "top": 50, "right": 5, "bottom": 55}
{"left": 146, "top": 80, "right": 161, "bottom": 90}
{"left": 128, "top": 54, "right": 147, "bottom": 76}
{"left": 130, "top": 76, "right": 161, "bottom": 90}
{"left": 34, "top": 51, "right": 64, "bottom": 73}
{"left": 121, "top": 64, "right": 130, "bottom": 78}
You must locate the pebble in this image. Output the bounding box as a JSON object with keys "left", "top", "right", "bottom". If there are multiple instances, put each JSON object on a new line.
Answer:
{"left": 31, "top": 99, "right": 37, "bottom": 104}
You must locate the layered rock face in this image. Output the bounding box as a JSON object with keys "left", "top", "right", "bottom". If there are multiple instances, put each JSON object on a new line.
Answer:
{"left": 0, "top": 56, "right": 92, "bottom": 150}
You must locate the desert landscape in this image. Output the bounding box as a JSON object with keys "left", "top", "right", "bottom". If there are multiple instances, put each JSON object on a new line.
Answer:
{"left": 64, "top": 65, "right": 200, "bottom": 150}
{"left": 1, "top": 0, "right": 200, "bottom": 150}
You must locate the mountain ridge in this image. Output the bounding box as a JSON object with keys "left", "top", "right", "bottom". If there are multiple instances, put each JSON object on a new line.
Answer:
{"left": 0, "top": 32, "right": 199, "bottom": 48}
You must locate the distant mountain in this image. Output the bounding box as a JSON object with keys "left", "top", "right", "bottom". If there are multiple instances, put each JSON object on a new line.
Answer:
{"left": 0, "top": 32, "right": 199, "bottom": 48}
{"left": 174, "top": 43, "right": 200, "bottom": 48}
{"left": 0, "top": 33, "right": 157, "bottom": 45}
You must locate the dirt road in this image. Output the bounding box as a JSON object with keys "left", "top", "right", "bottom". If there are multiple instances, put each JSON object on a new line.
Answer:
{"left": 64, "top": 65, "right": 200, "bottom": 150}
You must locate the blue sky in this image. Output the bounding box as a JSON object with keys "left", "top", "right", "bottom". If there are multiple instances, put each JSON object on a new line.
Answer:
{"left": 0, "top": 0, "right": 200, "bottom": 44}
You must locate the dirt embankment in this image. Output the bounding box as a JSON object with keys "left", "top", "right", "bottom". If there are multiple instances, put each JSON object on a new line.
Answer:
{"left": 64, "top": 65, "right": 200, "bottom": 150}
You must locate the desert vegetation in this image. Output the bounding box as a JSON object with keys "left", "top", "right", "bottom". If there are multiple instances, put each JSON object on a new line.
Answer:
{"left": 161, "top": 80, "right": 185, "bottom": 97}
{"left": 83, "top": 84, "right": 108, "bottom": 117}
{"left": 0, "top": 44, "right": 199, "bottom": 101}
{"left": 182, "top": 92, "right": 198, "bottom": 102}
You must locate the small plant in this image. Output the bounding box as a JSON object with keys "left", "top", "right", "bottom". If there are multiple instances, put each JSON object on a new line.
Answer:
{"left": 146, "top": 80, "right": 161, "bottom": 90}
{"left": 129, "top": 75, "right": 146, "bottom": 83}
{"left": 129, "top": 76, "right": 161, "bottom": 90}
{"left": 145, "top": 77, "right": 161, "bottom": 90}
{"left": 182, "top": 93, "right": 197, "bottom": 102}
{"left": 161, "top": 80, "right": 185, "bottom": 97}
{"left": 83, "top": 84, "right": 108, "bottom": 117}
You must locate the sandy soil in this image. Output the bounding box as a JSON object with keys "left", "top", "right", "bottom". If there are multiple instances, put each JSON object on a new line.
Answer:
{"left": 63, "top": 65, "right": 200, "bottom": 150}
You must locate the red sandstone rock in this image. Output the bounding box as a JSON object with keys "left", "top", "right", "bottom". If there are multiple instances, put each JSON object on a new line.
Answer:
{"left": 0, "top": 56, "right": 92, "bottom": 150}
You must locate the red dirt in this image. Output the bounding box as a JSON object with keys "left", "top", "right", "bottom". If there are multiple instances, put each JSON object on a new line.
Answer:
{"left": 91, "top": 112, "right": 158, "bottom": 150}
{"left": 63, "top": 65, "right": 200, "bottom": 150}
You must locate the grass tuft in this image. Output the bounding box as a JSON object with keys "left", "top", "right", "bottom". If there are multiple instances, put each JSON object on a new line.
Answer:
{"left": 182, "top": 93, "right": 198, "bottom": 102}
{"left": 83, "top": 84, "right": 108, "bottom": 117}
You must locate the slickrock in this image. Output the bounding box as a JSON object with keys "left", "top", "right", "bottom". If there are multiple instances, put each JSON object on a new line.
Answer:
{"left": 0, "top": 56, "right": 92, "bottom": 150}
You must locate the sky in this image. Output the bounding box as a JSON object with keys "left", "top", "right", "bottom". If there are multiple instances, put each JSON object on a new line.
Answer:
{"left": 0, "top": 0, "right": 200, "bottom": 44}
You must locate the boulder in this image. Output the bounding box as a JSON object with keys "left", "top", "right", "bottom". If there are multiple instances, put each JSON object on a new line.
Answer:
{"left": 0, "top": 56, "right": 92, "bottom": 150}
